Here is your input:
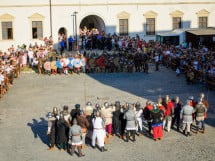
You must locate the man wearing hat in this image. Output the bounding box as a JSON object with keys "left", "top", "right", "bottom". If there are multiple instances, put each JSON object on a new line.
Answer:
{"left": 69, "top": 119, "right": 85, "bottom": 157}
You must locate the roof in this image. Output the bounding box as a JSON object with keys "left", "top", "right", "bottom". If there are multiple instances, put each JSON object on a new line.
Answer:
{"left": 157, "top": 29, "right": 186, "bottom": 37}
{"left": 186, "top": 28, "right": 215, "bottom": 36}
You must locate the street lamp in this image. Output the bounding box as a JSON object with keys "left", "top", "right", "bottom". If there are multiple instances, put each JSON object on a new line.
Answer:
{"left": 49, "top": 0, "right": 53, "bottom": 36}
{"left": 71, "top": 11, "right": 78, "bottom": 49}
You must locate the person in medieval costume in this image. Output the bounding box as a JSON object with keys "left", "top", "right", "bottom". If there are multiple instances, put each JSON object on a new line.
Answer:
{"left": 56, "top": 112, "right": 69, "bottom": 151}
{"left": 123, "top": 104, "right": 137, "bottom": 142}
{"left": 69, "top": 119, "right": 85, "bottom": 157}
{"left": 180, "top": 100, "right": 195, "bottom": 137}
{"left": 112, "top": 101, "right": 123, "bottom": 137}
{"left": 150, "top": 103, "right": 164, "bottom": 141}
{"left": 91, "top": 111, "right": 107, "bottom": 152}
{"left": 47, "top": 112, "right": 56, "bottom": 150}
{"left": 195, "top": 98, "right": 207, "bottom": 134}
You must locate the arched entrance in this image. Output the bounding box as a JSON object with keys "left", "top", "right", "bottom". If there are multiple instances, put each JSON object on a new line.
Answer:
{"left": 58, "top": 27, "right": 67, "bottom": 40}
{"left": 80, "top": 15, "right": 105, "bottom": 32}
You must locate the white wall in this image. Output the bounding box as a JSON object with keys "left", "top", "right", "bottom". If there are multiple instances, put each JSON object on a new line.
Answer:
{"left": 0, "top": 0, "right": 215, "bottom": 51}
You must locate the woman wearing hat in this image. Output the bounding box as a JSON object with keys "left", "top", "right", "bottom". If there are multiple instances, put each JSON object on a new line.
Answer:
{"left": 150, "top": 104, "right": 164, "bottom": 141}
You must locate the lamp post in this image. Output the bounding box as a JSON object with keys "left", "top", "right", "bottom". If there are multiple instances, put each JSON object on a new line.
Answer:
{"left": 72, "top": 11, "right": 78, "bottom": 49}
{"left": 49, "top": 0, "right": 53, "bottom": 36}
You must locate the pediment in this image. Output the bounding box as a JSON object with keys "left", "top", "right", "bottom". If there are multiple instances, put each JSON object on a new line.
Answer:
{"left": 0, "top": 13, "right": 14, "bottom": 20}
{"left": 28, "top": 13, "right": 45, "bottom": 19}
{"left": 117, "top": 11, "right": 130, "bottom": 19}
{"left": 144, "top": 11, "right": 157, "bottom": 18}
{"left": 170, "top": 10, "right": 184, "bottom": 17}
{"left": 196, "top": 9, "right": 210, "bottom": 16}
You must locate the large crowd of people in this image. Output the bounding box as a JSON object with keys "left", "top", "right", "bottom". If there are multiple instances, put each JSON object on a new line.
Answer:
{"left": 1, "top": 30, "right": 215, "bottom": 100}
{"left": 1, "top": 28, "right": 215, "bottom": 98}
{"left": 46, "top": 92, "right": 209, "bottom": 157}
{"left": 0, "top": 48, "right": 20, "bottom": 98}
{"left": 0, "top": 29, "right": 213, "bottom": 158}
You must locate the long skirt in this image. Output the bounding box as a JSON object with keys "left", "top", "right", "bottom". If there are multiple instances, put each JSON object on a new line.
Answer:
{"left": 152, "top": 125, "right": 163, "bottom": 139}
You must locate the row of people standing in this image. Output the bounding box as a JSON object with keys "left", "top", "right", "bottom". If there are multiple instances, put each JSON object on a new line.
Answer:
{"left": 144, "top": 92, "right": 208, "bottom": 140}
{"left": 46, "top": 92, "right": 209, "bottom": 157}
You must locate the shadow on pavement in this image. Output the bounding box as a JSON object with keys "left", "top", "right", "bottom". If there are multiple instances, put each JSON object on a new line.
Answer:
{"left": 27, "top": 118, "right": 48, "bottom": 145}
{"left": 205, "top": 118, "right": 215, "bottom": 128}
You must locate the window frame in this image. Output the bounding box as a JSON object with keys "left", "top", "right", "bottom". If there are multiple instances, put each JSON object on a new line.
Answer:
{"left": 32, "top": 21, "right": 43, "bottom": 39}
{"left": 172, "top": 17, "right": 182, "bottom": 30}
{"left": 1, "top": 21, "right": 13, "bottom": 40}
{"left": 198, "top": 16, "right": 208, "bottom": 29}
{"left": 119, "top": 19, "right": 128, "bottom": 36}
{"left": 28, "top": 13, "right": 44, "bottom": 40}
{"left": 0, "top": 13, "right": 14, "bottom": 41}
{"left": 146, "top": 18, "right": 155, "bottom": 36}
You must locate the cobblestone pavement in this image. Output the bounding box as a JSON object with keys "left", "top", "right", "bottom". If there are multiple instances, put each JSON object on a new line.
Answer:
{"left": 0, "top": 65, "right": 214, "bottom": 161}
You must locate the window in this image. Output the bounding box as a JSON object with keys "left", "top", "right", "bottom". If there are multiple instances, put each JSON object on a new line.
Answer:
{"left": 119, "top": 19, "right": 128, "bottom": 36}
{"left": 173, "top": 17, "right": 182, "bottom": 30}
{"left": 146, "top": 18, "right": 155, "bottom": 35}
{"left": 199, "top": 17, "right": 207, "bottom": 28}
{"left": 1, "top": 21, "right": 13, "bottom": 40}
{"left": 32, "top": 21, "right": 43, "bottom": 39}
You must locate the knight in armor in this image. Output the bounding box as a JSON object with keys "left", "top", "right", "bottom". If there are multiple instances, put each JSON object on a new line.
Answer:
{"left": 150, "top": 103, "right": 164, "bottom": 141}
{"left": 69, "top": 119, "right": 85, "bottom": 157}
{"left": 70, "top": 104, "right": 81, "bottom": 124}
{"left": 112, "top": 101, "right": 123, "bottom": 137}
{"left": 171, "top": 96, "right": 182, "bottom": 131}
{"left": 56, "top": 112, "right": 69, "bottom": 151}
{"left": 200, "top": 93, "right": 209, "bottom": 119}
{"left": 135, "top": 102, "right": 143, "bottom": 135}
{"left": 123, "top": 104, "right": 137, "bottom": 142}
{"left": 47, "top": 112, "right": 56, "bottom": 150}
{"left": 195, "top": 98, "right": 207, "bottom": 134}
{"left": 85, "top": 101, "right": 93, "bottom": 116}
{"left": 76, "top": 110, "right": 90, "bottom": 148}
{"left": 91, "top": 111, "right": 108, "bottom": 152}
{"left": 180, "top": 100, "right": 195, "bottom": 136}
{"left": 101, "top": 102, "right": 114, "bottom": 138}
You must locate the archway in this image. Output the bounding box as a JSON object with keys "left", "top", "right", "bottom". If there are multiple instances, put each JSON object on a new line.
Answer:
{"left": 80, "top": 15, "right": 105, "bottom": 33}
{"left": 58, "top": 27, "right": 67, "bottom": 40}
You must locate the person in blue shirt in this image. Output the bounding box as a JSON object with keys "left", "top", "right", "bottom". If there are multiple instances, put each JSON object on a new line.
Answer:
{"left": 68, "top": 36, "right": 73, "bottom": 51}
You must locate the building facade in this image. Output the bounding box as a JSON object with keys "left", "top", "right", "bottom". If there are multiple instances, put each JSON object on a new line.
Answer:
{"left": 0, "top": 0, "right": 215, "bottom": 51}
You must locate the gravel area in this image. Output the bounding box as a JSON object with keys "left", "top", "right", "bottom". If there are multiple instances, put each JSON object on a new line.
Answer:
{"left": 0, "top": 65, "right": 214, "bottom": 161}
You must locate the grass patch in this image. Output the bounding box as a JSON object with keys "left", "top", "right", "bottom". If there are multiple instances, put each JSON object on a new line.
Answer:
{"left": 20, "top": 66, "right": 35, "bottom": 73}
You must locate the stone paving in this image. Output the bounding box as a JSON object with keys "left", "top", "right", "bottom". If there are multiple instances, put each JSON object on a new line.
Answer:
{"left": 0, "top": 64, "right": 214, "bottom": 161}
